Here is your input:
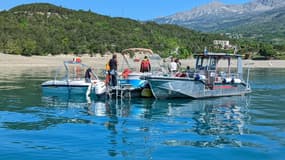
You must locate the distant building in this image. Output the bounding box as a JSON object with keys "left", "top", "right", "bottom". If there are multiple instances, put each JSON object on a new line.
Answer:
{"left": 213, "top": 40, "right": 231, "bottom": 49}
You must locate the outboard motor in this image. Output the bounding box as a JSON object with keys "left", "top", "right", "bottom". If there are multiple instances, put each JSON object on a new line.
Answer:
{"left": 94, "top": 81, "right": 106, "bottom": 95}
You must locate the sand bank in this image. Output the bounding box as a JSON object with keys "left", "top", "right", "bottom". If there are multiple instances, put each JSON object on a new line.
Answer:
{"left": 1, "top": 53, "right": 285, "bottom": 69}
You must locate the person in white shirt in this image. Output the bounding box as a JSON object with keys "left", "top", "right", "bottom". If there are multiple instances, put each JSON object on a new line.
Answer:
{"left": 168, "top": 57, "right": 177, "bottom": 73}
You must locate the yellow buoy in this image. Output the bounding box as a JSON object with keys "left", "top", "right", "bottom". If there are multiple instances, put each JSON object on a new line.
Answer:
{"left": 141, "top": 88, "right": 153, "bottom": 98}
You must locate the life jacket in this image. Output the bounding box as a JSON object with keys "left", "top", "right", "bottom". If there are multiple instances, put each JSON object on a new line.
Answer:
{"left": 105, "top": 74, "right": 110, "bottom": 84}
{"left": 105, "top": 61, "right": 111, "bottom": 84}
{"left": 73, "top": 57, "right": 81, "bottom": 63}
{"left": 141, "top": 59, "right": 150, "bottom": 70}
{"left": 105, "top": 62, "right": 110, "bottom": 71}
{"left": 122, "top": 68, "right": 132, "bottom": 79}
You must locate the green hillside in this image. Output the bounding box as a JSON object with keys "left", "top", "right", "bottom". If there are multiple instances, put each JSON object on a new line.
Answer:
{"left": 0, "top": 3, "right": 235, "bottom": 57}
{"left": 218, "top": 7, "right": 285, "bottom": 45}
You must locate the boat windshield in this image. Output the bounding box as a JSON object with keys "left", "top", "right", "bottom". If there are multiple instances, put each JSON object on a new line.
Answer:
{"left": 196, "top": 55, "right": 218, "bottom": 71}
{"left": 53, "top": 61, "right": 98, "bottom": 81}
{"left": 194, "top": 53, "right": 243, "bottom": 80}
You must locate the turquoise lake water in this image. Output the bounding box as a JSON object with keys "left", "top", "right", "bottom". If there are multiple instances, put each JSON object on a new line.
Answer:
{"left": 0, "top": 67, "right": 284, "bottom": 160}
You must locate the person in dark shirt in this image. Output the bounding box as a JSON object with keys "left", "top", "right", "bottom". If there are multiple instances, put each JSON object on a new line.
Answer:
{"left": 109, "top": 54, "right": 118, "bottom": 86}
{"left": 85, "top": 67, "right": 93, "bottom": 83}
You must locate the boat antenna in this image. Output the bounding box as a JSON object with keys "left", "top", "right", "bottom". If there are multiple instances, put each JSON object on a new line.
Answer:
{"left": 245, "top": 62, "right": 253, "bottom": 90}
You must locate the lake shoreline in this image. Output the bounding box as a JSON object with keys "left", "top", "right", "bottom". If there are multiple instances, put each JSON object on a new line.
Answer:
{"left": 1, "top": 53, "right": 285, "bottom": 69}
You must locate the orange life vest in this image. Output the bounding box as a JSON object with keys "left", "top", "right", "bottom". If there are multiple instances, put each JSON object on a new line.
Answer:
{"left": 105, "top": 62, "right": 110, "bottom": 71}
{"left": 122, "top": 68, "right": 132, "bottom": 79}
{"left": 73, "top": 57, "right": 81, "bottom": 63}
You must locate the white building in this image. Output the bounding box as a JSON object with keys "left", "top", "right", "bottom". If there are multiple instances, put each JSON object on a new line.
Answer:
{"left": 213, "top": 40, "right": 231, "bottom": 49}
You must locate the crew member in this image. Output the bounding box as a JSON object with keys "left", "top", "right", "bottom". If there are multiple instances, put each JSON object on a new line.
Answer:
{"left": 140, "top": 56, "right": 151, "bottom": 72}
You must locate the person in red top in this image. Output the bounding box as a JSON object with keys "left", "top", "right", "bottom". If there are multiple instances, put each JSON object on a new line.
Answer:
{"left": 140, "top": 56, "right": 151, "bottom": 72}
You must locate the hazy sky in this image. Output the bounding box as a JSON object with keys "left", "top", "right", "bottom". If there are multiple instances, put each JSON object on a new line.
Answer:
{"left": 1, "top": 0, "right": 250, "bottom": 20}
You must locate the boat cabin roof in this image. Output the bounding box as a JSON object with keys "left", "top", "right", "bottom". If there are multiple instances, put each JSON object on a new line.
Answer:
{"left": 194, "top": 52, "right": 243, "bottom": 72}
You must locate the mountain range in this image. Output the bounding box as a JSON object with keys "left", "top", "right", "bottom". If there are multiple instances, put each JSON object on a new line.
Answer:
{"left": 154, "top": 0, "right": 285, "bottom": 44}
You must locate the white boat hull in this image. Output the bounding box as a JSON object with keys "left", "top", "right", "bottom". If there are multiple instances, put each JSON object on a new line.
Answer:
{"left": 42, "top": 79, "right": 106, "bottom": 96}
{"left": 42, "top": 80, "right": 91, "bottom": 95}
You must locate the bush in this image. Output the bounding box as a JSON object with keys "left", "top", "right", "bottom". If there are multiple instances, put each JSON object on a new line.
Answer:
{"left": 259, "top": 43, "right": 277, "bottom": 58}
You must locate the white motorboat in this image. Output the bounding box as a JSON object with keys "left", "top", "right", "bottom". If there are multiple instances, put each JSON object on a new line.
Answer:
{"left": 42, "top": 60, "right": 106, "bottom": 96}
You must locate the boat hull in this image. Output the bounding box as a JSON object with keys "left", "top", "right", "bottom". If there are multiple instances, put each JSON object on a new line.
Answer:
{"left": 146, "top": 76, "right": 251, "bottom": 99}
{"left": 41, "top": 80, "right": 91, "bottom": 95}
{"left": 42, "top": 85, "right": 90, "bottom": 95}
{"left": 119, "top": 79, "right": 146, "bottom": 88}
{"left": 119, "top": 72, "right": 151, "bottom": 88}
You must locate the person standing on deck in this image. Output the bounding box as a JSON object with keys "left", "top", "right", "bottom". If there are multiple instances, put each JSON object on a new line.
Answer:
{"left": 109, "top": 54, "right": 118, "bottom": 86}
{"left": 85, "top": 67, "right": 92, "bottom": 83}
{"left": 160, "top": 59, "right": 168, "bottom": 74}
{"left": 168, "top": 57, "right": 177, "bottom": 73}
{"left": 175, "top": 58, "right": 181, "bottom": 72}
{"left": 140, "top": 56, "right": 151, "bottom": 73}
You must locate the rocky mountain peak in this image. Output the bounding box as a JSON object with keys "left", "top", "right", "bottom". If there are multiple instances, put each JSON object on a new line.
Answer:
{"left": 153, "top": 0, "right": 285, "bottom": 44}
{"left": 166, "top": 1, "right": 236, "bottom": 21}
{"left": 154, "top": 0, "right": 285, "bottom": 23}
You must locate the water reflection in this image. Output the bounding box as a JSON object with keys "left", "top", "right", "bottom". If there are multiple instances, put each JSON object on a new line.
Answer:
{"left": 156, "top": 96, "right": 251, "bottom": 148}
{"left": 192, "top": 97, "right": 250, "bottom": 136}
{"left": 45, "top": 95, "right": 250, "bottom": 131}
{"left": 41, "top": 94, "right": 89, "bottom": 108}
{"left": 86, "top": 96, "right": 250, "bottom": 134}
{"left": 86, "top": 98, "right": 153, "bottom": 118}
{"left": 84, "top": 96, "right": 251, "bottom": 149}
{"left": 2, "top": 93, "right": 251, "bottom": 153}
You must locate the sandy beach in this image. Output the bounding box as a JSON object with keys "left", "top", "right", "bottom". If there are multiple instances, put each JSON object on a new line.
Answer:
{"left": 1, "top": 53, "right": 285, "bottom": 70}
